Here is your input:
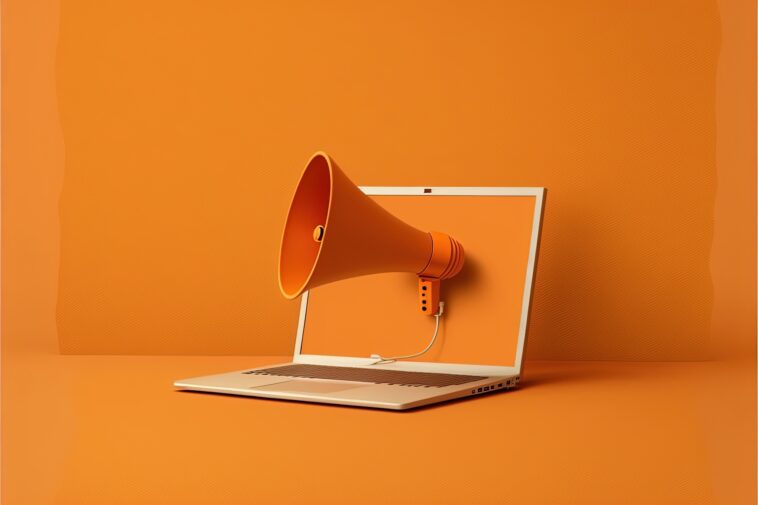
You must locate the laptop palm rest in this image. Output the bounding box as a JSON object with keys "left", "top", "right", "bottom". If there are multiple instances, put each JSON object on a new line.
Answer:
{"left": 252, "top": 380, "right": 370, "bottom": 394}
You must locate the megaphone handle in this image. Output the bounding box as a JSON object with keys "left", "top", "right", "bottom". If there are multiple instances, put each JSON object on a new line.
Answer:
{"left": 418, "top": 277, "right": 440, "bottom": 315}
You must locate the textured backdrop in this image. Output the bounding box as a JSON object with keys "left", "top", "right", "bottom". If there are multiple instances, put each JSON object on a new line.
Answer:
{"left": 0, "top": 0, "right": 749, "bottom": 359}
{"left": 51, "top": 0, "right": 731, "bottom": 358}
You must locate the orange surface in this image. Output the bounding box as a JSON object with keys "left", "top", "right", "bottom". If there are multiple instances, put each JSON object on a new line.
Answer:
{"left": 44, "top": 0, "right": 748, "bottom": 359}
{"left": 302, "top": 195, "right": 536, "bottom": 366}
{"left": 1, "top": 355, "right": 755, "bottom": 505}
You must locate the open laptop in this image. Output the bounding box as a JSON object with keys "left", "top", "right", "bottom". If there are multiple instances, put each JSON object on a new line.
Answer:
{"left": 174, "top": 186, "right": 545, "bottom": 410}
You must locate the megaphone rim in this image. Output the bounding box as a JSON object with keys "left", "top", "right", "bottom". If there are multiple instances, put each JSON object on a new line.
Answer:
{"left": 277, "top": 151, "right": 335, "bottom": 299}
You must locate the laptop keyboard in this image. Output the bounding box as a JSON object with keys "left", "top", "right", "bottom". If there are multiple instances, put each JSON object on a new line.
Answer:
{"left": 242, "top": 364, "right": 487, "bottom": 388}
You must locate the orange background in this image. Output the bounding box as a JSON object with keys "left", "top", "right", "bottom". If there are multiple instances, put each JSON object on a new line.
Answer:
{"left": 2, "top": 0, "right": 755, "bottom": 504}
{"left": 45, "top": 0, "right": 752, "bottom": 360}
{"left": 303, "top": 195, "right": 537, "bottom": 366}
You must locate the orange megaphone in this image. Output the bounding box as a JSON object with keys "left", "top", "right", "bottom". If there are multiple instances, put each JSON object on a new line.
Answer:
{"left": 278, "top": 152, "right": 464, "bottom": 315}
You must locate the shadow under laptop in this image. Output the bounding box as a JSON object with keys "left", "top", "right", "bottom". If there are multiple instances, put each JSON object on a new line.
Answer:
{"left": 175, "top": 387, "right": 508, "bottom": 413}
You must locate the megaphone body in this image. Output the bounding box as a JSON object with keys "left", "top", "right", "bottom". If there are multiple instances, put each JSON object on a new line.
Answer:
{"left": 278, "top": 152, "right": 464, "bottom": 315}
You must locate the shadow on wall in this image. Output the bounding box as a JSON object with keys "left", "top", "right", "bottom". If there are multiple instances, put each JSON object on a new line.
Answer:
{"left": 527, "top": 202, "right": 713, "bottom": 361}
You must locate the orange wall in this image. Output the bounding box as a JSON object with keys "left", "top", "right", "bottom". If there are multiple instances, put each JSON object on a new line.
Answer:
{"left": 3, "top": 0, "right": 755, "bottom": 360}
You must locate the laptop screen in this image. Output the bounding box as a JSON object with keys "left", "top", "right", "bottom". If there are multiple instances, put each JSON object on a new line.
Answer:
{"left": 299, "top": 191, "right": 540, "bottom": 368}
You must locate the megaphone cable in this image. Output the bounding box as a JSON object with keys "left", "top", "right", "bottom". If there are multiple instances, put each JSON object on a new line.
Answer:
{"left": 368, "top": 302, "right": 445, "bottom": 365}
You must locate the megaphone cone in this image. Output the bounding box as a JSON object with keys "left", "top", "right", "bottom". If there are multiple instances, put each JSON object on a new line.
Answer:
{"left": 278, "top": 152, "right": 464, "bottom": 314}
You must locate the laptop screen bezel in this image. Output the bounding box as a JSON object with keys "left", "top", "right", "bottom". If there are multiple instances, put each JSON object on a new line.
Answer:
{"left": 291, "top": 187, "right": 545, "bottom": 377}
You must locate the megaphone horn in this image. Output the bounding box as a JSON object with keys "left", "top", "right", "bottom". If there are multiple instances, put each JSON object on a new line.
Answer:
{"left": 278, "top": 152, "right": 464, "bottom": 315}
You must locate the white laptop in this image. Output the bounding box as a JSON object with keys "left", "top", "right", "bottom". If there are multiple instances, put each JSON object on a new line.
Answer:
{"left": 174, "top": 186, "right": 545, "bottom": 410}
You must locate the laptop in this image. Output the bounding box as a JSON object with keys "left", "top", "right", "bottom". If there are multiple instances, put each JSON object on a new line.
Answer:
{"left": 174, "top": 186, "right": 545, "bottom": 410}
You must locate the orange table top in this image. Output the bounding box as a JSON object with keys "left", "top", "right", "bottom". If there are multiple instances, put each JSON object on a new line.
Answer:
{"left": 3, "top": 355, "right": 755, "bottom": 505}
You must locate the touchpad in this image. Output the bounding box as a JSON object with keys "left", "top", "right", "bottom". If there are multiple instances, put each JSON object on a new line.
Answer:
{"left": 252, "top": 380, "right": 368, "bottom": 394}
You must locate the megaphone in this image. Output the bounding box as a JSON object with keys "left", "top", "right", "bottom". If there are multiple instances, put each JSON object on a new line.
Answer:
{"left": 278, "top": 152, "right": 464, "bottom": 315}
